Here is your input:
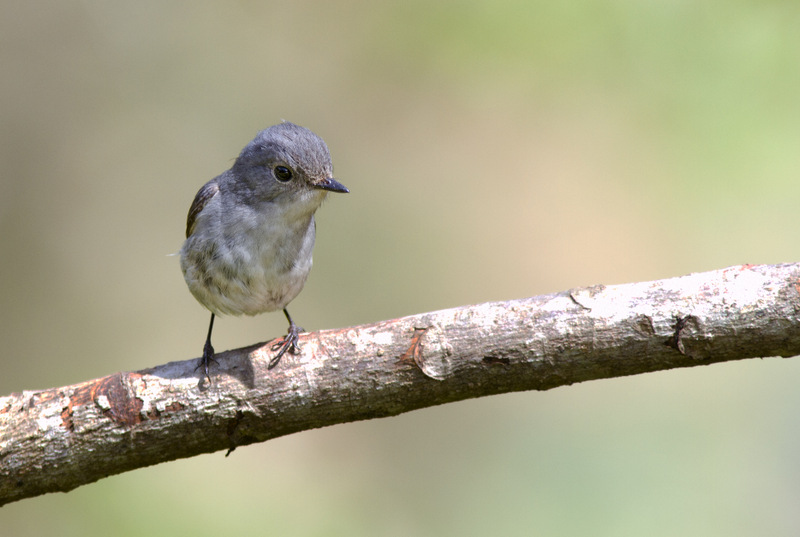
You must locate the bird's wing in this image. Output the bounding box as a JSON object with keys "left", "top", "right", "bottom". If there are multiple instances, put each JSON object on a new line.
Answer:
{"left": 185, "top": 181, "right": 220, "bottom": 238}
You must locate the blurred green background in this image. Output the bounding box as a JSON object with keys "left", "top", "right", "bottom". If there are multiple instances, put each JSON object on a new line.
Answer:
{"left": 2, "top": 1, "right": 800, "bottom": 535}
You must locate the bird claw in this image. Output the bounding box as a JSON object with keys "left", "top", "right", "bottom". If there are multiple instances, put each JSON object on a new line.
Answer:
{"left": 195, "top": 339, "right": 218, "bottom": 381}
{"left": 269, "top": 323, "right": 303, "bottom": 369}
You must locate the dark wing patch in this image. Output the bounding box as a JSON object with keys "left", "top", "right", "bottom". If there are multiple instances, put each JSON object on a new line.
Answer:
{"left": 186, "top": 181, "right": 220, "bottom": 238}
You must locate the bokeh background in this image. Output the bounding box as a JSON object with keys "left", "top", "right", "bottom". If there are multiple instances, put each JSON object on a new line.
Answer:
{"left": 3, "top": 1, "right": 800, "bottom": 535}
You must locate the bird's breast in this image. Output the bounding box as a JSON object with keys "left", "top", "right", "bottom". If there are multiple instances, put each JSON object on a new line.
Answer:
{"left": 181, "top": 209, "right": 316, "bottom": 316}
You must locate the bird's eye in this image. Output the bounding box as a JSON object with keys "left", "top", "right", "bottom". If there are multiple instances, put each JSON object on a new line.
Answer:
{"left": 274, "top": 166, "right": 293, "bottom": 182}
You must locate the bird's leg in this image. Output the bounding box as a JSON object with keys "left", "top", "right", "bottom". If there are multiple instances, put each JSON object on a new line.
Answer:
{"left": 195, "top": 313, "right": 218, "bottom": 380}
{"left": 270, "top": 308, "right": 304, "bottom": 369}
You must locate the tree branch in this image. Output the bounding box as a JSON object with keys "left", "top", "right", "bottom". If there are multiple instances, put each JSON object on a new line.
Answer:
{"left": 2, "top": 263, "right": 800, "bottom": 505}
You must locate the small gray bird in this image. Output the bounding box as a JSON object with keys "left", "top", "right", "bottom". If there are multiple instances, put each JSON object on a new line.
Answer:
{"left": 180, "top": 122, "right": 348, "bottom": 378}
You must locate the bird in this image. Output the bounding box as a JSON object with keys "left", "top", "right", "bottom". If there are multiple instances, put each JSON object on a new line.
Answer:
{"left": 179, "top": 122, "right": 349, "bottom": 379}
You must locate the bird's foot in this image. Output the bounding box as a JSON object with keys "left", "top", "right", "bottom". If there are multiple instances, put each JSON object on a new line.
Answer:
{"left": 270, "top": 322, "right": 303, "bottom": 369}
{"left": 195, "top": 339, "right": 218, "bottom": 381}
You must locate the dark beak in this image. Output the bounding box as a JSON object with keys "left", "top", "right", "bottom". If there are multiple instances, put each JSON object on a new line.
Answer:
{"left": 315, "top": 177, "right": 349, "bottom": 194}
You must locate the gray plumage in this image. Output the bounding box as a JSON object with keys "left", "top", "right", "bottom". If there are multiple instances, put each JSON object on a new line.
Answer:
{"left": 180, "top": 122, "right": 348, "bottom": 376}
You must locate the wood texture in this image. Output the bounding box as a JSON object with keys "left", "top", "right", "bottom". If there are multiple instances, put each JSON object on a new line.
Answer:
{"left": 2, "top": 263, "right": 800, "bottom": 506}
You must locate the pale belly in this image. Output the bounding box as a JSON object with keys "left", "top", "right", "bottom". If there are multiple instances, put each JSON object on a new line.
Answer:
{"left": 181, "top": 216, "right": 316, "bottom": 316}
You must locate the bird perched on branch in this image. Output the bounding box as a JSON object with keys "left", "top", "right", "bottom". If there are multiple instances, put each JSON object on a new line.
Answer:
{"left": 180, "top": 122, "right": 349, "bottom": 379}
